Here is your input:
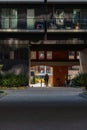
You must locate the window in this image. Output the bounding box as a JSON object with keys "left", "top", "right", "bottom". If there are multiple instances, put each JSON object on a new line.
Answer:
{"left": 77, "top": 51, "right": 80, "bottom": 59}
{"left": 47, "top": 51, "right": 52, "bottom": 59}
{"left": 31, "top": 51, "right": 36, "bottom": 59}
{"left": 69, "top": 51, "right": 75, "bottom": 59}
{"left": 73, "top": 9, "right": 80, "bottom": 27}
{"left": 1, "top": 8, "right": 17, "bottom": 29}
{"left": 39, "top": 51, "right": 45, "bottom": 59}
{"left": 27, "top": 9, "right": 35, "bottom": 29}
{"left": 10, "top": 51, "right": 14, "bottom": 60}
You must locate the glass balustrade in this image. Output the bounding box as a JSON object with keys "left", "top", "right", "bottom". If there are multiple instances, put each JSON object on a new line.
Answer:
{"left": 0, "top": 17, "right": 87, "bottom": 31}
{"left": 0, "top": 18, "right": 45, "bottom": 31}
{"left": 47, "top": 18, "right": 87, "bottom": 30}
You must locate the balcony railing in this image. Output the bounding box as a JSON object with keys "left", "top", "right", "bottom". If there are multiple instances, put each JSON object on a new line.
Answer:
{"left": 47, "top": 18, "right": 87, "bottom": 31}
{"left": 0, "top": 18, "right": 87, "bottom": 32}
{"left": 0, "top": 18, "right": 45, "bottom": 32}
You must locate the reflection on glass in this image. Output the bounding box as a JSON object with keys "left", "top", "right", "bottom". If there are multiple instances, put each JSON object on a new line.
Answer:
{"left": 39, "top": 51, "right": 45, "bottom": 59}
{"left": 27, "top": 9, "right": 35, "bottom": 29}
{"left": 1, "top": 9, "right": 9, "bottom": 29}
{"left": 1, "top": 9, "right": 17, "bottom": 29}
{"left": 10, "top": 9, "right": 17, "bottom": 29}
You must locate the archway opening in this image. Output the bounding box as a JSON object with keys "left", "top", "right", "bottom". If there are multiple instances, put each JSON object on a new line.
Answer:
{"left": 30, "top": 65, "right": 53, "bottom": 87}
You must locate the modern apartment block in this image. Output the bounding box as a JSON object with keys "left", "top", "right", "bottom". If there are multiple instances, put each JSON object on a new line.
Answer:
{"left": 0, "top": 0, "right": 87, "bottom": 86}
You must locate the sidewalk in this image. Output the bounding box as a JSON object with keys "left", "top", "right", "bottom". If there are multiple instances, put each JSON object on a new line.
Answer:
{"left": 30, "top": 83, "right": 51, "bottom": 87}
{"left": 79, "top": 91, "right": 87, "bottom": 99}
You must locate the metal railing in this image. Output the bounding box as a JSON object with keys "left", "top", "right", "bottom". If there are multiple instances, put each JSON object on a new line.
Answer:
{"left": 0, "top": 18, "right": 87, "bottom": 31}
{"left": 0, "top": 18, "right": 45, "bottom": 30}
{"left": 47, "top": 18, "right": 87, "bottom": 30}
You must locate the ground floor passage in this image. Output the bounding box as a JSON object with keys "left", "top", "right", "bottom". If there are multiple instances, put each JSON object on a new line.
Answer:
{"left": 0, "top": 43, "right": 80, "bottom": 87}
{"left": 30, "top": 65, "right": 79, "bottom": 87}
{"left": 1, "top": 39, "right": 87, "bottom": 86}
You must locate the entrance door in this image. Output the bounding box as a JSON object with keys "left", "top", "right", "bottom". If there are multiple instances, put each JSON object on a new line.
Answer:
{"left": 27, "top": 9, "right": 35, "bottom": 29}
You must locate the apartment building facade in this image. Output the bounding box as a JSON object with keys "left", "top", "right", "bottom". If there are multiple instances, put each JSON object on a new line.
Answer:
{"left": 0, "top": 0, "right": 87, "bottom": 86}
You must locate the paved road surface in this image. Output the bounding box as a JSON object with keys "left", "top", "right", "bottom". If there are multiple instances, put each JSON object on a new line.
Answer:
{"left": 0, "top": 87, "right": 87, "bottom": 130}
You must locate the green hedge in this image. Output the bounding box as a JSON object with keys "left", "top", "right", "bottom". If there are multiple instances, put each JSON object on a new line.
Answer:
{"left": 0, "top": 73, "right": 28, "bottom": 87}
{"left": 71, "top": 73, "right": 87, "bottom": 89}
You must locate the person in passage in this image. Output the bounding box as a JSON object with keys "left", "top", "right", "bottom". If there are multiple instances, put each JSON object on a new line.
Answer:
{"left": 44, "top": 74, "right": 49, "bottom": 86}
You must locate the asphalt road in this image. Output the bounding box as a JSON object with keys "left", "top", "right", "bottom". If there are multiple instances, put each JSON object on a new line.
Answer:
{"left": 0, "top": 87, "right": 87, "bottom": 130}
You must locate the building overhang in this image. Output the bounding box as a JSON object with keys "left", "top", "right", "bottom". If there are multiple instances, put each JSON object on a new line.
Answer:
{"left": 31, "top": 60, "right": 79, "bottom": 66}
{"left": 47, "top": 0, "right": 87, "bottom": 3}
{"left": 0, "top": 0, "right": 44, "bottom": 4}
{"left": 0, "top": 0, "right": 87, "bottom": 3}
{"left": 30, "top": 44, "right": 87, "bottom": 51}
{"left": 48, "top": 0, "right": 87, "bottom": 2}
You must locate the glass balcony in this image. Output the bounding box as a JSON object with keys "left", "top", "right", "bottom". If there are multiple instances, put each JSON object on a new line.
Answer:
{"left": 47, "top": 18, "right": 87, "bottom": 32}
{"left": 0, "top": 17, "right": 87, "bottom": 32}
{"left": 0, "top": 18, "right": 45, "bottom": 32}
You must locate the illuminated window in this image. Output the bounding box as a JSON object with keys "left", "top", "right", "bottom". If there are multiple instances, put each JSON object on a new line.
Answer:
{"left": 31, "top": 51, "right": 36, "bottom": 59}
{"left": 47, "top": 51, "right": 52, "bottom": 59}
{"left": 77, "top": 51, "right": 80, "bottom": 59}
{"left": 69, "top": 51, "right": 75, "bottom": 59}
{"left": 39, "top": 51, "right": 45, "bottom": 59}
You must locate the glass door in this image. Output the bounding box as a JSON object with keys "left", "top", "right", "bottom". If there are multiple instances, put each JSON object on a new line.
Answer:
{"left": 10, "top": 9, "right": 17, "bottom": 29}
{"left": 27, "top": 9, "right": 35, "bottom": 29}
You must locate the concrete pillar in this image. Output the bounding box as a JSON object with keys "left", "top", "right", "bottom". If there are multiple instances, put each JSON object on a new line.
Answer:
{"left": 28, "top": 43, "right": 31, "bottom": 87}
{"left": 79, "top": 48, "right": 87, "bottom": 73}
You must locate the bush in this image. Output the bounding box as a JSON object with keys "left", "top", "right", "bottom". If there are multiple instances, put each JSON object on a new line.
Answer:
{"left": 71, "top": 73, "right": 87, "bottom": 89}
{"left": 0, "top": 73, "right": 28, "bottom": 87}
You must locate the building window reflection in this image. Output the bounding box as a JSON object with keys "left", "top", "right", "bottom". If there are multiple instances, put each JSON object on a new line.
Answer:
{"left": 27, "top": 9, "right": 35, "bottom": 29}
{"left": 39, "top": 51, "right": 45, "bottom": 59}
{"left": 1, "top": 8, "right": 17, "bottom": 29}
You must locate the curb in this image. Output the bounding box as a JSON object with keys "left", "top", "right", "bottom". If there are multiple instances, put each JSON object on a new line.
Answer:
{"left": 79, "top": 92, "right": 87, "bottom": 99}
{"left": 0, "top": 92, "right": 7, "bottom": 99}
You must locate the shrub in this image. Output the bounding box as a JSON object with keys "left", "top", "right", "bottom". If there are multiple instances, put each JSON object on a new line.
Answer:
{"left": 71, "top": 73, "right": 87, "bottom": 89}
{"left": 0, "top": 73, "right": 28, "bottom": 87}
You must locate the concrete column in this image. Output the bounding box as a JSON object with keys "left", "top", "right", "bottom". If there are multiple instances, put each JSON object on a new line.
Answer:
{"left": 28, "top": 43, "right": 31, "bottom": 87}
{"left": 79, "top": 48, "right": 87, "bottom": 73}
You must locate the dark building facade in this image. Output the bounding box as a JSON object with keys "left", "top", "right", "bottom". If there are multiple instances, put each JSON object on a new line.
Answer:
{"left": 0, "top": 0, "right": 87, "bottom": 86}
